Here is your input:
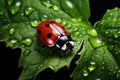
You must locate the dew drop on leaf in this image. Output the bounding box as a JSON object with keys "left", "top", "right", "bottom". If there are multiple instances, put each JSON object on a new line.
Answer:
{"left": 43, "top": 14, "right": 48, "bottom": 18}
{"left": 21, "top": 38, "right": 33, "bottom": 47}
{"left": 20, "top": 12, "right": 24, "bottom": 16}
{"left": 42, "top": 1, "right": 53, "bottom": 8}
{"left": 40, "top": 64, "right": 44, "bottom": 67}
{"left": 61, "top": 21, "right": 67, "bottom": 26}
{"left": 8, "top": 0, "right": 13, "bottom": 5}
{"left": 102, "top": 62, "right": 105, "bottom": 65}
{"left": 73, "top": 27, "right": 78, "bottom": 32}
{"left": 117, "top": 70, "right": 120, "bottom": 78}
{"left": 30, "top": 20, "right": 40, "bottom": 28}
{"left": 9, "top": 28, "right": 15, "bottom": 35}
{"left": 89, "top": 37, "right": 105, "bottom": 48}
{"left": 74, "top": 31, "right": 81, "bottom": 37}
{"left": 82, "top": 69, "right": 89, "bottom": 77}
{"left": 87, "top": 28, "right": 97, "bottom": 36}
{"left": 101, "top": 66, "right": 105, "bottom": 69}
{"left": 66, "top": 24, "right": 72, "bottom": 29}
{"left": 7, "top": 38, "right": 18, "bottom": 47}
{"left": 9, "top": 0, "right": 22, "bottom": 15}
{"left": 52, "top": 5, "right": 60, "bottom": 11}
{"left": 114, "top": 30, "right": 120, "bottom": 38}
{"left": 105, "top": 31, "right": 109, "bottom": 34}
{"left": 88, "top": 61, "right": 96, "bottom": 72}
{"left": 55, "top": 18, "right": 62, "bottom": 23}
{"left": 23, "top": 49, "right": 31, "bottom": 56}
{"left": 64, "top": 0, "right": 73, "bottom": 8}
{"left": 109, "top": 13, "right": 113, "bottom": 16}
{"left": 0, "top": 9, "right": 3, "bottom": 15}
{"left": 24, "top": 6, "right": 34, "bottom": 16}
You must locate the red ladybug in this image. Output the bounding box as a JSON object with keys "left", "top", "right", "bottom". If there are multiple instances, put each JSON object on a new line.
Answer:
{"left": 36, "top": 20, "right": 74, "bottom": 51}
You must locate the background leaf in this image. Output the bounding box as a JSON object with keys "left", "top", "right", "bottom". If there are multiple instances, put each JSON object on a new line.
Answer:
{"left": 71, "top": 8, "right": 120, "bottom": 80}
{"left": 96, "top": 8, "right": 120, "bottom": 66}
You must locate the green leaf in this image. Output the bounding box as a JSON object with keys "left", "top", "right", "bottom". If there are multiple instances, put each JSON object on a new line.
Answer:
{"left": 95, "top": 8, "right": 120, "bottom": 66}
{"left": 71, "top": 8, "right": 120, "bottom": 79}
{"left": 0, "top": 0, "right": 91, "bottom": 80}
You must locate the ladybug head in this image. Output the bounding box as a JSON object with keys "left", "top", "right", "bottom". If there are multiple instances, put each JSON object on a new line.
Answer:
{"left": 61, "top": 41, "right": 74, "bottom": 51}
{"left": 55, "top": 35, "right": 74, "bottom": 51}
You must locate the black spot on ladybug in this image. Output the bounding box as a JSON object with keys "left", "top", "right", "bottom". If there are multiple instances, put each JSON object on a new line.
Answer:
{"left": 47, "top": 33, "right": 52, "bottom": 38}
{"left": 45, "top": 24, "right": 49, "bottom": 27}
{"left": 38, "top": 30, "right": 41, "bottom": 35}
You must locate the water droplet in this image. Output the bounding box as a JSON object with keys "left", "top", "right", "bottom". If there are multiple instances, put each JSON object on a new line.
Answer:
{"left": 52, "top": 5, "right": 59, "bottom": 11}
{"left": 55, "top": 18, "right": 62, "bottom": 23}
{"left": 71, "top": 18, "right": 81, "bottom": 23}
{"left": 82, "top": 69, "right": 89, "bottom": 77}
{"left": 87, "top": 28, "right": 97, "bottom": 36}
{"left": 109, "top": 13, "right": 113, "bottom": 16}
{"left": 30, "top": 20, "right": 40, "bottom": 28}
{"left": 76, "top": 41, "right": 81, "bottom": 44}
{"left": 42, "top": 1, "right": 53, "bottom": 8}
{"left": 66, "top": 24, "right": 72, "bottom": 29}
{"left": 105, "top": 31, "right": 109, "bottom": 34}
{"left": 65, "top": 0, "right": 73, "bottom": 8}
{"left": 101, "top": 66, "right": 105, "bottom": 69}
{"left": 102, "top": 62, "right": 105, "bottom": 65}
{"left": 73, "top": 27, "right": 78, "bottom": 32}
{"left": 8, "top": 0, "right": 13, "bottom": 5}
{"left": 74, "top": 31, "right": 80, "bottom": 37}
{"left": 0, "top": 9, "right": 3, "bottom": 15}
{"left": 9, "top": 28, "right": 15, "bottom": 35}
{"left": 95, "top": 78, "right": 101, "bottom": 80}
{"left": 43, "top": 14, "right": 48, "bottom": 18}
{"left": 9, "top": 0, "right": 22, "bottom": 15}
{"left": 114, "top": 30, "right": 120, "bottom": 38}
{"left": 24, "top": 6, "right": 34, "bottom": 16}
{"left": 117, "top": 70, "right": 120, "bottom": 78}
{"left": 88, "top": 61, "right": 96, "bottom": 72}
{"left": 7, "top": 38, "right": 18, "bottom": 47}
{"left": 20, "top": 12, "right": 24, "bottom": 16}
{"left": 89, "top": 37, "right": 105, "bottom": 48}
{"left": 21, "top": 38, "right": 33, "bottom": 47}
{"left": 119, "top": 11, "right": 120, "bottom": 14}
{"left": 23, "top": 49, "right": 31, "bottom": 56}
{"left": 40, "top": 64, "right": 44, "bottom": 67}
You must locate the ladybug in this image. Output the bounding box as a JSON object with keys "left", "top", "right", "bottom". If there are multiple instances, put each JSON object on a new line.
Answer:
{"left": 36, "top": 20, "right": 74, "bottom": 51}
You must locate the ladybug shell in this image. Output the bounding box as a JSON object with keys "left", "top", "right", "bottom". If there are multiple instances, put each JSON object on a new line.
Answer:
{"left": 37, "top": 20, "right": 69, "bottom": 47}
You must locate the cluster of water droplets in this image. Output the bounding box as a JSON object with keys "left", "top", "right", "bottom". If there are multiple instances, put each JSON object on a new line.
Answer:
{"left": 98, "top": 8, "right": 120, "bottom": 39}
{"left": 82, "top": 61, "right": 97, "bottom": 78}
{"left": 87, "top": 28, "right": 105, "bottom": 48}
{"left": 42, "top": 0, "right": 60, "bottom": 12}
